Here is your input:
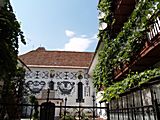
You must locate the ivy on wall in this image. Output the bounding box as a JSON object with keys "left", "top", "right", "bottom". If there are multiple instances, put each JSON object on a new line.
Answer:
{"left": 93, "top": 0, "right": 113, "bottom": 89}
{"left": 93, "top": 0, "right": 160, "bottom": 100}
{"left": 102, "top": 68, "right": 160, "bottom": 101}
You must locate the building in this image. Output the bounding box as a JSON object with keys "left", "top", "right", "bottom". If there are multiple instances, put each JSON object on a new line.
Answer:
{"left": 89, "top": 0, "right": 160, "bottom": 120}
{"left": 19, "top": 47, "right": 95, "bottom": 108}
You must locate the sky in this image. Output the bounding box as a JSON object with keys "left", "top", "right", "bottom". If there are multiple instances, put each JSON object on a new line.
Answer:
{"left": 10, "top": 0, "right": 99, "bottom": 55}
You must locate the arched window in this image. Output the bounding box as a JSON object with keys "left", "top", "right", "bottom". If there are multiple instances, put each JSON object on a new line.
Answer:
{"left": 76, "top": 82, "right": 84, "bottom": 102}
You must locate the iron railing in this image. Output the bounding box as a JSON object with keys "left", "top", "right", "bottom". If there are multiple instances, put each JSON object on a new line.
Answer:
{"left": 0, "top": 102, "right": 108, "bottom": 120}
{"left": 107, "top": 78, "right": 160, "bottom": 120}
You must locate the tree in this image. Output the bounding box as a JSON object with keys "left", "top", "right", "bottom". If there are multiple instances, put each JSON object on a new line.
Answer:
{"left": 0, "top": 0, "right": 26, "bottom": 80}
{"left": 0, "top": 0, "right": 26, "bottom": 119}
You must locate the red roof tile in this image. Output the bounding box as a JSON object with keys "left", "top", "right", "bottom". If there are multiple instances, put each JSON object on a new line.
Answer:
{"left": 19, "top": 47, "right": 94, "bottom": 68}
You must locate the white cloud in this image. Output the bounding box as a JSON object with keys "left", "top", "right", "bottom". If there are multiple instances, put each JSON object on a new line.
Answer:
{"left": 62, "top": 30, "right": 97, "bottom": 52}
{"left": 81, "top": 35, "right": 87, "bottom": 38}
{"left": 65, "top": 30, "right": 75, "bottom": 38}
{"left": 64, "top": 37, "right": 92, "bottom": 51}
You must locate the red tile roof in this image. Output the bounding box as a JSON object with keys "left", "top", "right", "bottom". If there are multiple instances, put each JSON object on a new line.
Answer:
{"left": 19, "top": 47, "right": 94, "bottom": 68}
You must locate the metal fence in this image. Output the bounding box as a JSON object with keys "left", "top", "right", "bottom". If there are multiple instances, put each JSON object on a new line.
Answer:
{"left": 107, "top": 79, "right": 160, "bottom": 120}
{"left": 1, "top": 79, "right": 160, "bottom": 120}
{"left": 0, "top": 102, "right": 108, "bottom": 120}
{"left": 109, "top": 103, "right": 160, "bottom": 120}
{"left": 0, "top": 91, "right": 159, "bottom": 120}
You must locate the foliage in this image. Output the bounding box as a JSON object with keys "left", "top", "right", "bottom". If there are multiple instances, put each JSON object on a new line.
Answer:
{"left": 0, "top": 0, "right": 26, "bottom": 102}
{"left": 11, "top": 67, "right": 26, "bottom": 98}
{"left": 102, "top": 68, "right": 160, "bottom": 101}
{"left": 0, "top": 1, "right": 26, "bottom": 118}
{"left": 98, "top": 0, "right": 113, "bottom": 25}
{"left": 29, "top": 95, "right": 37, "bottom": 104}
{"left": 29, "top": 95, "right": 39, "bottom": 119}
{"left": 93, "top": 0, "right": 114, "bottom": 89}
{"left": 1, "top": 65, "right": 26, "bottom": 103}
{"left": 33, "top": 100, "right": 39, "bottom": 120}
{"left": 61, "top": 113, "right": 75, "bottom": 120}
{"left": 0, "top": 0, "right": 26, "bottom": 79}
{"left": 93, "top": 0, "right": 160, "bottom": 90}
{"left": 1, "top": 66, "right": 26, "bottom": 119}
{"left": 61, "top": 109, "right": 91, "bottom": 120}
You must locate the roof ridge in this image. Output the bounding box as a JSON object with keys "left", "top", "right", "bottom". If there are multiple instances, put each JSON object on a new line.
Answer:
{"left": 19, "top": 48, "right": 94, "bottom": 68}
{"left": 45, "top": 50, "right": 94, "bottom": 53}
{"left": 19, "top": 47, "right": 95, "bottom": 56}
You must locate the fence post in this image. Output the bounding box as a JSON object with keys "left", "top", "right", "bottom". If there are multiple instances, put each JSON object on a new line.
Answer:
{"left": 154, "top": 98, "right": 160, "bottom": 120}
{"left": 139, "top": 90, "right": 145, "bottom": 120}
{"left": 126, "top": 95, "right": 130, "bottom": 120}
{"left": 64, "top": 97, "right": 67, "bottom": 119}
{"left": 153, "top": 92, "right": 160, "bottom": 120}
{"left": 92, "top": 94, "right": 95, "bottom": 120}
{"left": 29, "top": 104, "right": 33, "bottom": 120}
{"left": 59, "top": 102, "right": 62, "bottom": 119}
{"left": 79, "top": 102, "right": 81, "bottom": 120}
{"left": 106, "top": 102, "right": 110, "bottom": 120}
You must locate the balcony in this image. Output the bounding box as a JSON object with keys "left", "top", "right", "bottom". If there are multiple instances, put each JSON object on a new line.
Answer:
{"left": 114, "top": 11, "right": 160, "bottom": 80}
{"left": 111, "top": 0, "right": 136, "bottom": 37}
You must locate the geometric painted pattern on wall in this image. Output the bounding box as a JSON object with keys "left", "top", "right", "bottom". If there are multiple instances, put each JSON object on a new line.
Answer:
{"left": 57, "top": 81, "right": 75, "bottom": 95}
{"left": 25, "top": 70, "right": 91, "bottom": 96}
{"left": 25, "top": 80, "right": 46, "bottom": 94}
{"left": 25, "top": 70, "right": 89, "bottom": 80}
{"left": 84, "top": 80, "right": 90, "bottom": 96}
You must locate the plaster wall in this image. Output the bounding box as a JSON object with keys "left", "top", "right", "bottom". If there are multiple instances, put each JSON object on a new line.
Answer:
{"left": 25, "top": 67, "right": 95, "bottom": 107}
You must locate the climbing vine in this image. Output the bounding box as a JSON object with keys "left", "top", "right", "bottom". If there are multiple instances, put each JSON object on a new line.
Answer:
{"left": 93, "top": 0, "right": 160, "bottom": 91}
{"left": 102, "top": 68, "right": 160, "bottom": 101}
{"left": 93, "top": 0, "right": 114, "bottom": 89}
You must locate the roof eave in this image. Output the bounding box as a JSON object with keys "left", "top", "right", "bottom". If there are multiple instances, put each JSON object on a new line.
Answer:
{"left": 27, "top": 65, "right": 89, "bottom": 69}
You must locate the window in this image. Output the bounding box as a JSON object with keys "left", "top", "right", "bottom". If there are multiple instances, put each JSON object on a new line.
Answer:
{"left": 76, "top": 82, "right": 84, "bottom": 102}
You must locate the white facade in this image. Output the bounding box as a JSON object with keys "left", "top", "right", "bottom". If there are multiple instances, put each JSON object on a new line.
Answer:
{"left": 25, "top": 66, "right": 95, "bottom": 107}
{"left": 88, "top": 40, "right": 108, "bottom": 119}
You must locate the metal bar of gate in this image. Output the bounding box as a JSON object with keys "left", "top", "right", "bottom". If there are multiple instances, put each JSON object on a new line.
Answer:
{"left": 150, "top": 87, "right": 158, "bottom": 120}
{"left": 107, "top": 103, "right": 110, "bottom": 120}
{"left": 140, "top": 90, "right": 145, "bottom": 120}
{"left": 126, "top": 95, "right": 130, "bottom": 120}
{"left": 121, "top": 97, "right": 124, "bottom": 120}
{"left": 117, "top": 99, "right": 120, "bottom": 120}
{"left": 153, "top": 91, "right": 160, "bottom": 120}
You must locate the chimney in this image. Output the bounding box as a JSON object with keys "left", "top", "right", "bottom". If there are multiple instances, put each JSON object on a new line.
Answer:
{"left": 36, "top": 47, "right": 46, "bottom": 51}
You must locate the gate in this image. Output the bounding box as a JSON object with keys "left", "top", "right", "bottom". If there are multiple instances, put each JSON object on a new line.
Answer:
{"left": 40, "top": 102, "right": 55, "bottom": 120}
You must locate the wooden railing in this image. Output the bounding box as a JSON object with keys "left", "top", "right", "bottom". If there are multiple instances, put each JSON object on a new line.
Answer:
{"left": 114, "top": 11, "right": 160, "bottom": 80}
{"left": 147, "top": 12, "right": 160, "bottom": 41}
